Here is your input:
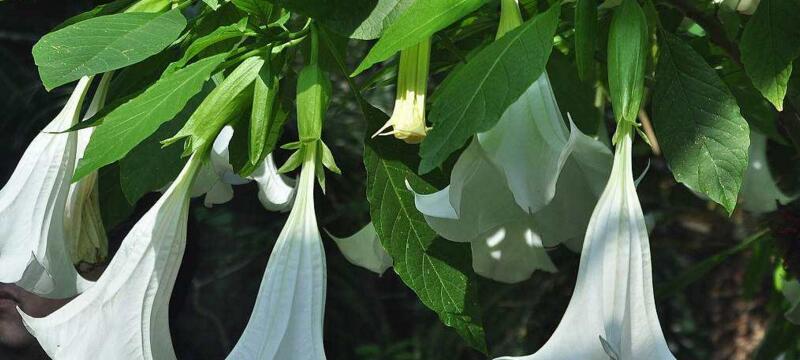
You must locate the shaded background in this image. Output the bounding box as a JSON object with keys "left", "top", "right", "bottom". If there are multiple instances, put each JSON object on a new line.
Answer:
{"left": 2, "top": 1, "right": 800, "bottom": 359}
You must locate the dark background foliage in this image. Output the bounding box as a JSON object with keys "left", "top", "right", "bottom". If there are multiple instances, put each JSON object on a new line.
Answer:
{"left": 1, "top": 1, "right": 800, "bottom": 359}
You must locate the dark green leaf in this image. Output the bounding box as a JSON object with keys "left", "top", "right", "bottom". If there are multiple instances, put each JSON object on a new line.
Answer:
{"left": 574, "top": 0, "right": 598, "bottom": 81}
{"left": 739, "top": 0, "right": 800, "bottom": 110}
{"left": 352, "top": 0, "right": 489, "bottom": 76}
{"left": 74, "top": 53, "right": 227, "bottom": 182}
{"left": 607, "top": 0, "right": 648, "bottom": 125}
{"left": 418, "top": 4, "right": 560, "bottom": 174}
{"left": 364, "top": 104, "right": 487, "bottom": 353}
{"left": 652, "top": 32, "right": 750, "bottom": 214}
{"left": 548, "top": 51, "right": 601, "bottom": 135}
{"left": 231, "top": 0, "right": 274, "bottom": 20}
{"left": 33, "top": 9, "right": 187, "bottom": 90}
{"left": 349, "top": 0, "right": 415, "bottom": 40}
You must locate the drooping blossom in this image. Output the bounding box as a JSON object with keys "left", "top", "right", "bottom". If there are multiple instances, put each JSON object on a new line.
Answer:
{"left": 329, "top": 223, "right": 392, "bottom": 275}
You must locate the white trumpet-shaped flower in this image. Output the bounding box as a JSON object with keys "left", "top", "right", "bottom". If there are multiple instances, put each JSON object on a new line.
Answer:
{"left": 64, "top": 73, "right": 113, "bottom": 265}
{"left": 412, "top": 73, "right": 611, "bottom": 283}
{"left": 0, "top": 76, "right": 94, "bottom": 298}
{"left": 228, "top": 148, "right": 326, "bottom": 360}
{"left": 191, "top": 125, "right": 296, "bottom": 211}
{"left": 740, "top": 131, "right": 796, "bottom": 214}
{"left": 329, "top": 223, "right": 392, "bottom": 275}
{"left": 373, "top": 38, "right": 431, "bottom": 144}
{"left": 783, "top": 279, "right": 800, "bottom": 324}
{"left": 20, "top": 151, "right": 205, "bottom": 360}
{"left": 496, "top": 129, "right": 674, "bottom": 360}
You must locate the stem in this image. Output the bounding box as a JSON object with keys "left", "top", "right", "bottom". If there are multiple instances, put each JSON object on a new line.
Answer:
{"left": 638, "top": 108, "right": 662, "bottom": 155}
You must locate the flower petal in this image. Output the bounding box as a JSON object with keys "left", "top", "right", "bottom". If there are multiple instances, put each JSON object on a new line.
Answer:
{"left": 228, "top": 151, "right": 326, "bottom": 360}
{"left": 477, "top": 72, "right": 571, "bottom": 214}
{"left": 250, "top": 154, "right": 297, "bottom": 212}
{"left": 329, "top": 223, "right": 392, "bottom": 275}
{"left": 0, "top": 76, "right": 94, "bottom": 298}
{"left": 496, "top": 133, "right": 674, "bottom": 359}
{"left": 65, "top": 73, "right": 113, "bottom": 265}
{"left": 20, "top": 152, "right": 203, "bottom": 360}
{"left": 783, "top": 279, "right": 800, "bottom": 324}
{"left": 741, "top": 131, "right": 796, "bottom": 214}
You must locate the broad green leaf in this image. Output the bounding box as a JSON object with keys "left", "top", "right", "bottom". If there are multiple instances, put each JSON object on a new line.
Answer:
{"left": 352, "top": 0, "right": 489, "bottom": 76}
{"left": 574, "top": 0, "right": 598, "bottom": 81}
{"left": 74, "top": 54, "right": 227, "bottom": 182}
{"left": 364, "top": 104, "right": 487, "bottom": 353}
{"left": 97, "top": 164, "right": 135, "bottom": 230}
{"left": 418, "top": 4, "right": 561, "bottom": 174}
{"left": 739, "top": 0, "right": 800, "bottom": 111}
{"left": 117, "top": 84, "right": 210, "bottom": 203}
{"left": 265, "top": 0, "right": 391, "bottom": 39}
{"left": 33, "top": 9, "right": 187, "bottom": 90}
{"left": 164, "top": 56, "right": 264, "bottom": 153}
{"left": 202, "top": 0, "right": 221, "bottom": 10}
{"left": 652, "top": 32, "right": 750, "bottom": 214}
{"left": 607, "top": 0, "right": 647, "bottom": 126}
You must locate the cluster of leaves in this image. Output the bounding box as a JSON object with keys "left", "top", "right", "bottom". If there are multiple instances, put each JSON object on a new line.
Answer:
{"left": 25, "top": 0, "right": 800, "bottom": 354}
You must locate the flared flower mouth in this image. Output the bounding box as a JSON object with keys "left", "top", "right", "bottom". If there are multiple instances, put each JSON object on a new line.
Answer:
{"left": 411, "top": 72, "right": 612, "bottom": 283}
{"left": 19, "top": 150, "right": 205, "bottom": 359}
{"left": 495, "top": 127, "right": 674, "bottom": 360}
{"left": 372, "top": 38, "right": 431, "bottom": 144}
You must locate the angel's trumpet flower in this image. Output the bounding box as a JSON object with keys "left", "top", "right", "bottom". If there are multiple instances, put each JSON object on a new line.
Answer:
{"left": 372, "top": 38, "right": 431, "bottom": 144}
{"left": 228, "top": 147, "right": 326, "bottom": 360}
{"left": 20, "top": 151, "right": 206, "bottom": 359}
{"left": 0, "top": 76, "right": 94, "bottom": 298}
{"left": 496, "top": 127, "right": 674, "bottom": 360}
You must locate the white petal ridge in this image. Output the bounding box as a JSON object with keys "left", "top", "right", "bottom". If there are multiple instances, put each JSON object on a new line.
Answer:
{"left": 0, "top": 76, "right": 94, "bottom": 298}
{"left": 20, "top": 151, "right": 204, "bottom": 360}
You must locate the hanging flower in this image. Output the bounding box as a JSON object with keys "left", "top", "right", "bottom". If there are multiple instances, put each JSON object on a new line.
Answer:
{"left": 0, "top": 76, "right": 95, "bottom": 298}
{"left": 20, "top": 150, "right": 206, "bottom": 359}
{"left": 191, "top": 125, "right": 296, "bottom": 211}
{"left": 740, "top": 131, "right": 796, "bottom": 214}
{"left": 227, "top": 146, "right": 326, "bottom": 360}
{"left": 412, "top": 73, "right": 612, "bottom": 283}
{"left": 495, "top": 128, "right": 674, "bottom": 360}
{"left": 372, "top": 38, "right": 431, "bottom": 144}
{"left": 329, "top": 223, "right": 392, "bottom": 275}
{"left": 64, "top": 73, "right": 113, "bottom": 265}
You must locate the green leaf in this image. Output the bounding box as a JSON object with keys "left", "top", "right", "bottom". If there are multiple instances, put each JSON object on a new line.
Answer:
{"left": 164, "top": 56, "right": 264, "bottom": 154}
{"left": 364, "top": 104, "right": 487, "bottom": 353}
{"left": 163, "top": 21, "right": 247, "bottom": 76}
{"left": 352, "top": 0, "right": 489, "bottom": 76}
{"left": 33, "top": 9, "right": 187, "bottom": 90}
{"left": 349, "top": 0, "right": 416, "bottom": 40}
{"left": 607, "top": 0, "right": 648, "bottom": 125}
{"left": 574, "top": 0, "right": 598, "bottom": 81}
{"left": 418, "top": 4, "right": 560, "bottom": 174}
{"left": 74, "top": 54, "right": 227, "bottom": 182}
{"left": 231, "top": 0, "right": 274, "bottom": 20}
{"left": 202, "top": 0, "right": 221, "bottom": 10}
{"left": 652, "top": 32, "right": 750, "bottom": 214}
{"left": 117, "top": 83, "right": 209, "bottom": 203}
{"left": 249, "top": 66, "right": 281, "bottom": 164}
{"left": 739, "top": 0, "right": 800, "bottom": 110}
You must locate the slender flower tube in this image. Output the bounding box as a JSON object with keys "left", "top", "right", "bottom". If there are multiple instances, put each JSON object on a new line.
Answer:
{"left": 372, "top": 38, "right": 431, "bottom": 144}
{"left": 250, "top": 154, "right": 297, "bottom": 212}
{"left": 20, "top": 151, "right": 205, "bottom": 360}
{"left": 329, "top": 223, "right": 392, "bottom": 275}
{"left": 496, "top": 128, "right": 674, "bottom": 360}
{"left": 65, "top": 73, "right": 113, "bottom": 265}
{"left": 740, "top": 132, "right": 796, "bottom": 214}
{"left": 0, "top": 76, "right": 94, "bottom": 298}
{"left": 227, "top": 147, "right": 326, "bottom": 360}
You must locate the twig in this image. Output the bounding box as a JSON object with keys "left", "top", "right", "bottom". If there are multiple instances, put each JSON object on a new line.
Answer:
{"left": 638, "top": 108, "right": 661, "bottom": 155}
